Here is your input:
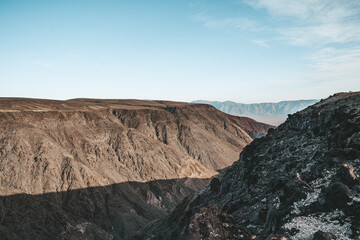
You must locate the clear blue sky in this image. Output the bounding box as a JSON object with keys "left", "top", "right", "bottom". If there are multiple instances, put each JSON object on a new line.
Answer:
{"left": 0, "top": 0, "right": 359, "bottom": 103}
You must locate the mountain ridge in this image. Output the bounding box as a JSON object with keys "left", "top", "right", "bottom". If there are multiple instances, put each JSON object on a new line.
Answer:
{"left": 193, "top": 99, "right": 319, "bottom": 125}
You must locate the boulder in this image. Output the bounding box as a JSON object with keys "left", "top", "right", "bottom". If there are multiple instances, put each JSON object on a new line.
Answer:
{"left": 337, "top": 164, "right": 358, "bottom": 187}
{"left": 324, "top": 182, "right": 352, "bottom": 210}
{"left": 266, "top": 234, "right": 288, "bottom": 240}
{"left": 313, "top": 230, "right": 337, "bottom": 240}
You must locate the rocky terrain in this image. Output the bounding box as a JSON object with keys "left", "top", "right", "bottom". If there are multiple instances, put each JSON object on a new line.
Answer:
{"left": 193, "top": 99, "right": 318, "bottom": 125}
{"left": 140, "top": 92, "right": 360, "bottom": 240}
{"left": 0, "top": 98, "right": 271, "bottom": 239}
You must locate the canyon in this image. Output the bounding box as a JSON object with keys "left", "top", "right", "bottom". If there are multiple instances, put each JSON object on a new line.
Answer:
{"left": 0, "top": 98, "right": 271, "bottom": 239}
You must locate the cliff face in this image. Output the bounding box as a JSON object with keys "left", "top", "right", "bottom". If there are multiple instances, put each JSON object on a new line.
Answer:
{"left": 140, "top": 92, "right": 360, "bottom": 240}
{"left": 0, "top": 98, "right": 271, "bottom": 239}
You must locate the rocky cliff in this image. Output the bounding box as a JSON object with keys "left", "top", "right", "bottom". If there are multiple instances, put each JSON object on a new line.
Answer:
{"left": 0, "top": 98, "right": 271, "bottom": 239}
{"left": 140, "top": 92, "right": 360, "bottom": 240}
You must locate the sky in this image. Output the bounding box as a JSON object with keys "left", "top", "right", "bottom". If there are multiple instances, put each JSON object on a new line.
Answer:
{"left": 0, "top": 0, "right": 359, "bottom": 103}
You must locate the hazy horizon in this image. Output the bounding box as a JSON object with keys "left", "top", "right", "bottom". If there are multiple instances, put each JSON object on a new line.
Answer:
{"left": 1, "top": 0, "right": 359, "bottom": 103}
{"left": 0, "top": 95, "right": 322, "bottom": 105}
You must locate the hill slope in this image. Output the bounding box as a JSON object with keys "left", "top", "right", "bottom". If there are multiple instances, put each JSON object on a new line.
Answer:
{"left": 141, "top": 92, "right": 360, "bottom": 239}
{"left": 0, "top": 98, "right": 271, "bottom": 239}
{"left": 193, "top": 99, "right": 318, "bottom": 125}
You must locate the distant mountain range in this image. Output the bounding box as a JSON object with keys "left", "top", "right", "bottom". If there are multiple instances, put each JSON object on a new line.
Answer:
{"left": 192, "top": 99, "right": 319, "bottom": 125}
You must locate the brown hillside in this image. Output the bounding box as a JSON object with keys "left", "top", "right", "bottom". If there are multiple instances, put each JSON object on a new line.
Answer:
{"left": 0, "top": 98, "right": 272, "bottom": 239}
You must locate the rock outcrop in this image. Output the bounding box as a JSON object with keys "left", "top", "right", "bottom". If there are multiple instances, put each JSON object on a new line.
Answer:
{"left": 0, "top": 98, "right": 271, "bottom": 239}
{"left": 140, "top": 92, "right": 360, "bottom": 240}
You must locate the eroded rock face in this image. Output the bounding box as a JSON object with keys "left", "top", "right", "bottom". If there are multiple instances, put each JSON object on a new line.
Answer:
{"left": 139, "top": 92, "right": 360, "bottom": 240}
{"left": 0, "top": 98, "right": 271, "bottom": 239}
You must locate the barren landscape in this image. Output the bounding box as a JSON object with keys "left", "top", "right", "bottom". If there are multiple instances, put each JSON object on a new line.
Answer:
{"left": 0, "top": 98, "right": 271, "bottom": 239}
{"left": 1, "top": 1, "right": 359, "bottom": 239}
{"left": 140, "top": 92, "right": 360, "bottom": 240}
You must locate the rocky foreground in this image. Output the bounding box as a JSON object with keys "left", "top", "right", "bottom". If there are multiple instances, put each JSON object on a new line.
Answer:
{"left": 139, "top": 92, "right": 360, "bottom": 240}
{"left": 0, "top": 98, "right": 271, "bottom": 239}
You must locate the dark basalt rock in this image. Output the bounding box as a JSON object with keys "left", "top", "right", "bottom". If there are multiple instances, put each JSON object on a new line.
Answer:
{"left": 324, "top": 182, "right": 352, "bottom": 210}
{"left": 280, "top": 175, "right": 312, "bottom": 205}
{"left": 265, "top": 234, "right": 288, "bottom": 240}
{"left": 138, "top": 92, "right": 360, "bottom": 240}
{"left": 187, "top": 205, "right": 251, "bottom": 240}
{"left": 336, "top": 164, "right": 358, "bottom": 187}
{"left": 210, "top": 178, "right": 221, "bottom": 193}
{"left": 249, "top": 207, "right": 267, "bottom": 225}
{"left": 313, "top": 230, "right": 337, "bottom": 240}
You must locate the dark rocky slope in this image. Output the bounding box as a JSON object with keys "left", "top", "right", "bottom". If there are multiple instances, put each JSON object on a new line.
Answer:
{"left": 0, "top": 98, "right": 271, "bottom": 239}
{"left": 139, "top": 92, "right": 360, "bottom": 240}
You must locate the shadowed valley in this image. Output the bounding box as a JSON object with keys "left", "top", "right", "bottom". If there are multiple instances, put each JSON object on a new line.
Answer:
{"left": 0, "top": 98, "right": 271, "bottom": 239}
